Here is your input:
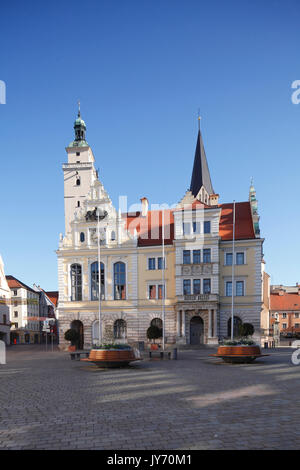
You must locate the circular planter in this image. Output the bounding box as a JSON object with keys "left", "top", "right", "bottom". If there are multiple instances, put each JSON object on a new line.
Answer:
{"left": 82, "top": 348, "right": 139, "bottom": 368}
{"left": 212, "top": 345, "right": 267, "bottom": 363}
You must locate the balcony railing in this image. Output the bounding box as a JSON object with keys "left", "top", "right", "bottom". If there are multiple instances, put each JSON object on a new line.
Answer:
{"left": 177, "top": 293, "right": 219, "bottom": 302}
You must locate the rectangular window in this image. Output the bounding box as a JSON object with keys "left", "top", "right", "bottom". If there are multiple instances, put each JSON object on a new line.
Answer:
{"left": 183, "top": 279, "right": 191, "bottom": 295}
{"left": 3, "top": 314, "right": 6, "bottom": 324}
{"left": 193, "top": 250, "right": 201, "bottom": 264}
{"left": 148, "top": 258, "right": 156, "bottom": 270}
{"left": 158, "top": 284, "right": 164, "bottom": 299}
{"left": 183, "top": 250, "right": 191, "bottom": 264}
{"left": 295, "top": 313, "right": 299, "bottom": 318}
{"left": 15, "top": 322, "right": 18, "bottom": 328}
{"left": 282, "top": 323, "right": 287, "bottom": 329}
{"left": 193, "top": 279, "right": 201, "bottom": 295}
{"left": 157, "top": 257, "right": 165, "bottom": 270}
{"left": 149, "top": 285, "right": 156, "bottom": 299}
{"left": 13, "top": 290, "right": 17, "bottom": 296}
{"left": 226, "top": 281, "right": 232, "bottom": 297}
{"left": 236, "top": 252, "right": 245, "bottom": 265}
{"left": 282, "top": 313, "right": 287, "bottom": 319}
{"left": 295, "top": 323, "right": 300, "bottom": 329}
{"left": 236, "top": 281, "right": 244, "bottom": 296}
{"left": 192, "top": 222, "right": 200, "bottom": 234}
{"left": 203, "top": 248, "right": 211, "bottom": 263}
{"left": 14, "top": 311, "right": 18, "bottom": 317}
{"left": 226, "top": 253, "right": 233, "bottom": 265}
{"left": 183, "top": 223, "right": 191, "bottom": 235}
{"left": 203, "top": 279, "right": 211, "bottom": 294}
{"left": 204, "top": 221, "right": 211, "bottom": 234}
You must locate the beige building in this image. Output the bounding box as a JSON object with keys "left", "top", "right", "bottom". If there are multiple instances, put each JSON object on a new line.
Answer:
{"left": 0, "top": 256, "right": 11, "bottom": 345}
{"left": 57, "top": 110, "right": 266, "bottom": 349}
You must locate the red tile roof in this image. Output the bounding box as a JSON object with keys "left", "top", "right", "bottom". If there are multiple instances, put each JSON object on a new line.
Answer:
{"left": 45, "top": 291, "right": 59, "bottom": 307}
{"left": 123, "top": 209, "right": 174, "bottom": 247}
{"left": 219, "top": 202, "right": 255, "bottom": 241}
{"left": 6, "top": 275, "right": 37, "bottom": 294}
{"left": 122, "top": 201, "right": 255, "bottom": 246}
{"left": 270, "top": 292, "right": 300, "bottom": 311}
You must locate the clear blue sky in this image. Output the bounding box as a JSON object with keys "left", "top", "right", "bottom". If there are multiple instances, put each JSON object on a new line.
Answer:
{"left": 1, "top": 0, "right": 299, "bottom": 290}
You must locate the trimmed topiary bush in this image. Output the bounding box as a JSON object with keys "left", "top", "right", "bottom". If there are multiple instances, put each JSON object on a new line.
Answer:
{"left": 64, "top": 328, "right": 80, "bottom": 346}
{"left": 147, "top": 325, "right": 162, "bottom": 342}
{"left": 239, "top": 323, "right": 254, "bottom": 338}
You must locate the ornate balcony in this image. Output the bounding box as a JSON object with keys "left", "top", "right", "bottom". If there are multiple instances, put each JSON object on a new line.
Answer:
{"left": 177, "top": 293, "right": 219, "bottom": 303}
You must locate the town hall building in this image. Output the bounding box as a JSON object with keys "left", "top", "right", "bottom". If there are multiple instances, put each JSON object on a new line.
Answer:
{"left": 56, "top": 109, "right": 265, "bottom": 349}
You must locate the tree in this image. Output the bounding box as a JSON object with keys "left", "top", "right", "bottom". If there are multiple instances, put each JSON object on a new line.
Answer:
{"left": 147, "top": 325, "right": 162, "bottom": 343}
{"left": 239, "top": 323, "right": 254, "bottom": 338}
{"left": 64, "top": 328, "right": 80, "bottom": 346}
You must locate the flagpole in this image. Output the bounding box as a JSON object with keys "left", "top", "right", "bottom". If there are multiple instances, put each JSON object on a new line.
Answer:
{"left": 231, "top": 201, "right": 236, "bottom": 340}
{"left": 162, "top": 209, "right": 165, "bottom": 351}
{"left": 97, "top": 210, "right": 102, "bottom": 346}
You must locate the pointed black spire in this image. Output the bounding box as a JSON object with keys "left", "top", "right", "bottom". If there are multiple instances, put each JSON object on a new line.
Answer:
{"left": 190, "top": 129, "right": 214, "bottom": 197}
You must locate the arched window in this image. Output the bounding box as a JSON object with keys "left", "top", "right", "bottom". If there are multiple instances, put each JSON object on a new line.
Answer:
{"left": 91, "top": 261, "right": 105, "bottom": 300}
{"left": 114, "top": 262, "right": 126, "bottom": 300}
{"left": 80, "top": 232, "right": 85, "bottom": 243}
{"left": 151, "top": 318, "right": 163, "bottom": 329}
{"left": 113, "top": 319, "right": 127, "bottom": 339}
{"left": 111, "top": 231, "right": 116, "bottom": 241}
{"left": 76, "top": 177, "right": 81, "bottom": 186}
{"left": 70, "top": 264, "right": 82, "bottom": 301}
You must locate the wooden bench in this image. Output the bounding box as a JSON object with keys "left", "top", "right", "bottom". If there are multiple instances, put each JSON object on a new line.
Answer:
{"left": 70, "top": 351, "right": 90, "bottom": 361}
{"left": 149, "top": 350, "right": 171, "bottom": 360}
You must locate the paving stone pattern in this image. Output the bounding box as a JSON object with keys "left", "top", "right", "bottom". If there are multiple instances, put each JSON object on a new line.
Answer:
{"left": 0, "top": 345, "right": 299, "bottom": 450}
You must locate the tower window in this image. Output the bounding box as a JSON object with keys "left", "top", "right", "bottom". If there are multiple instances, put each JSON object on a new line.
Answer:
{"left": 80, "top": 232, "right": 85, "bottom": 243}
{"left": 77, "top": 201, "right": 80, "bottom": 207}
{"left": 76, "top": 177, "right": 81, "bottom": 186}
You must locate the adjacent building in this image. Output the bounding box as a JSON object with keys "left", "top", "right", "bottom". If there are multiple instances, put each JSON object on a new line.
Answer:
{"left": 56, "top": 109, "right": 266, "bottom": 349}
{"left": 270, "top": 284, "right": 300, "bottom": 335}
{"left": 0, "top": 256, "right": 11, "bottom": 345}
{"left": 7, "top": 276, "right": 41, "bottom": 344}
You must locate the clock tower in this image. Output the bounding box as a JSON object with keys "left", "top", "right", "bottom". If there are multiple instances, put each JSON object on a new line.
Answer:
{"left": 63, "top": 105, "right": 98, "bottom": 234}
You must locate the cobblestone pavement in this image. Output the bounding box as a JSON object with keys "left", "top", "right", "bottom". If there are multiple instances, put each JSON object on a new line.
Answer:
{"left": 0, "top": 345, "right": 300, "bottom": 450}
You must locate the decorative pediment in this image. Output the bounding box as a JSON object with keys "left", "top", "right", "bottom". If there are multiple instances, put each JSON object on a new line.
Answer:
{"left": 177, "top": 191, "right": 196, "bottom": 208}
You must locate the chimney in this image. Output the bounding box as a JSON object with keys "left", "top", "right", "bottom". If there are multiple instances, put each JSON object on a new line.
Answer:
{"left": 209, "top": 193, "right": 219, "bottom": 206}
{"left": 140, "top": 197, "right": 149, "bottom": 217}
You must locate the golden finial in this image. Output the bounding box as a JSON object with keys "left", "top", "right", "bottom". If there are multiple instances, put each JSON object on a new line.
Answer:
{"left": 197, "top": 108, "right": 201, "bottom": 131}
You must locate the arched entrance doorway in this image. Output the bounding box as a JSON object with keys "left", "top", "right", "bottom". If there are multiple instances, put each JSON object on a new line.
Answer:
{"left": 71, "top": 320, "right": 84, "bottom": 349}
{"left": 190, "top": 316, "right": 204, "bottom": 345}
{"left": 227, "top": 316, "right": 242, "bottom": 338}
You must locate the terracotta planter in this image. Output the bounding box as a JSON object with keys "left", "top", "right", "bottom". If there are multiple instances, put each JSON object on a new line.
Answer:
{"left": 151, "top": 344, "right": 159, "bottom": 351}
{"left": 212, "top": 345, "right": 267, "bottom": 363}
{"left": 68, "top": 345, "right": 76, "bottom": 352}
{"left": 83, "top": 348, "right": 139, "bottom": 368}
{"left": 217, "top": 345, "right": 261, "bottom": 356}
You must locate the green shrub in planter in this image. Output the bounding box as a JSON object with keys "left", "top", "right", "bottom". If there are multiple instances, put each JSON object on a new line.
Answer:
{"left": 147, "top": 325, "right": 162, "bottom": 342}
{"left": 239, "top": 323, "right": 254, "bottom": 338}
{"left": 92, "top": 343, "right": 132, "bottom": 350}
{"left": 64, "top": 328, "right": 80, "bottom": 346}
